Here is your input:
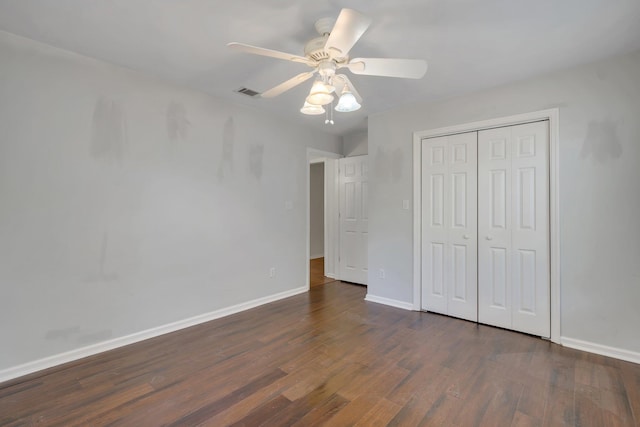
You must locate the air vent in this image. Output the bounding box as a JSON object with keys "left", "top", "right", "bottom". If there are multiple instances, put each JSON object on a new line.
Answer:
{"left": 235, "top": 87, "right": 260, "bottom": 97}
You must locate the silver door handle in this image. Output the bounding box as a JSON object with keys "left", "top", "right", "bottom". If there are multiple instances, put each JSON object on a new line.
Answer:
{"left": 486, "top": 236, "right": 493, "bottom": 241}
{"left": 463, "top": 234, "right": 470, "bottom": 240}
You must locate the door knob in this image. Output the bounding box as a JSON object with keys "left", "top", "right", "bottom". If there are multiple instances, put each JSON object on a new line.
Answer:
{"left": 463, "top": 234, "right": 470, "bottom": 240}
{"left": 486, "top": 236, "right": 493, "bottom": 241}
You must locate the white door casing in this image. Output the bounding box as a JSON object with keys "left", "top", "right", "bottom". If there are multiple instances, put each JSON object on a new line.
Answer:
{"left": 339, "top": 155, "right": 368, "bottom": 284}
{"left": 421, "top": 132, "right": 478, "bottom": 321}
{"left": 478, "top": 121, "right": 550, "bottom": 337}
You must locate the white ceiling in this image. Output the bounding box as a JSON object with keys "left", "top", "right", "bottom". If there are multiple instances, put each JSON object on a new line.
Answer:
{"left": 1, "top": 0, "right": 640, "bottom": 136}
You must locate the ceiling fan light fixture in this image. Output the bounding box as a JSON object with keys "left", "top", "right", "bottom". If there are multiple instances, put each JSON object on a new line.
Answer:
{"left": 306, "top": 79, "right": 334, "bottom": 105}
{"left": 335, "top": 89, "right": 361, "bottom": 112}
{"left": 228, "top": 8, "right": 427, "bottom": 122}
{"left": 300, "top": 101, "right": 325, "bottom": 115}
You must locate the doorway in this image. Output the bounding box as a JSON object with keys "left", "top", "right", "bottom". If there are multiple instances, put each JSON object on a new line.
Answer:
{"left": 306, "top": 148, "right": 341, "bottom": 289}
{"left": 310, "top": 162, "right": 332, "bottom": 287}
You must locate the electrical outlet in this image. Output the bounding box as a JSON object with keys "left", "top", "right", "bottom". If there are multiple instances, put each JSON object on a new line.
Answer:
{"left": 269, "top": 267, "right": 276, "bottom": 278}
{"left": 284, "top": 201, "right": 293, "bottom": 210}
{"left": 402, "top": 200, "right": 410, "bottom": 210}
{"left": 379, "top": 269, "right": 385, "bottom": 279}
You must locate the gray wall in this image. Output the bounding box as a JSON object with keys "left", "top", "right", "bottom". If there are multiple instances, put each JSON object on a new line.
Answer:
{"left": 309, "top": 163, "right": 324, "bottom": 259}
{"left": 342, "top": 130, "right": 368, "bottom": 157}
{"left": 368, "top": 49, "right": 640, "bottom": 353}
{"left": 0, "top": 31, "right": 341, "bottom": 371}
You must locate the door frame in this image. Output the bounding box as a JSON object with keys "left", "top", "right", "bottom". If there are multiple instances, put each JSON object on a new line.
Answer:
{"left": 412, "top": 108, "right": 560, "bottom": 343}
{"left": 307, "top": 148, "right": 342, "bottom": 290}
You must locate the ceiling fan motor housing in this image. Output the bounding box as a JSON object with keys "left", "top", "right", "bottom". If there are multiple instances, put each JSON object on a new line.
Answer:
{"left": 304, "top": 36, "right": 331, "bottom": 62}
{"left": 304, "top": 36, "right": 349, "bottom": 65}
{"left": 314, "top": 17, "right": 335, "bottom": 35}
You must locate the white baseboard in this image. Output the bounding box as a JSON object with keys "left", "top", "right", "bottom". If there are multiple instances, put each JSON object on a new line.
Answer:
{"left": 561, "top": 337, "right": 640, "bottom": 365}
{"left": 365, "top": 294, "right": 414, "bottom": 311}
{"left": 309, "top": 254, "right": 324, "bottom": 260}
{"left": 0, "top": 286, "right": 308, "bottom": 384}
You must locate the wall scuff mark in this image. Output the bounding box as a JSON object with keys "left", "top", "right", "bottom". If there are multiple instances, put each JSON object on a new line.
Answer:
{"left": 374, "top": 147, "right": 403, "bottom": 183}
{"left": 91, "top": 97, "right": 127, "bottom": 162}
{"left": 77, "top": 330, "right": 113, "bottom": 344}
{"left": 217, "top": 117, "right": 235, "bottom": 181}
{"left": 249, "top": 145, "right": 264, "bottom": 180}
{"left": 581, "top": 119, "right": 622, "bottom": 163}
{"left": 374, "top": 147, "right": 390, "bottom": 183}
{"left": 45, "top": 327, "right": 81, "bottom": 341}
{"left": 166, "top": 101, "right": 190, "bottom": 141}
{"left": 391, "top": 148, "right": 403, "bottom": 182}
{"left": 84, "top": 231, "right": 119, "bottom": 283}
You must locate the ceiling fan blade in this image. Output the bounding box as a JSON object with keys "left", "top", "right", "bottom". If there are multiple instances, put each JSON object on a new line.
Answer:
{"left": 333, "top": 74, "right": 362, "bottom": 104}
{"left": 261, "top": 71, "right": 315, "bottom": 98}
{"left": 346, "top": 58, "right": 428, "bottom": 79}
{"left": 324, "top": 9, "right": 372, "bottom": 58}
{"left": 227, "top": 42, "right": 315, "bottom": 66}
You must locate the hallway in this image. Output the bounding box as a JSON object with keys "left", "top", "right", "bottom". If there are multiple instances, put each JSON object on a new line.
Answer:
{"left": 310, "top": 257, "right": 336, "bottom": 288}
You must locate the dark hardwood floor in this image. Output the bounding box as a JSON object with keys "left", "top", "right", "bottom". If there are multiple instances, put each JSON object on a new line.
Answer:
{"left": 310, "top": 257, "right": 336, "bottom": 288}
{"left": 1, "top": 280, "right": 639, "bottom": 426}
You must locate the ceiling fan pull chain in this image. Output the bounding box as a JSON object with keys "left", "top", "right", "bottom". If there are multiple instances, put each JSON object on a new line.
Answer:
{"left": 324, "top": 99, "right": 335, "bottom": 125}
{"left": 329, "top": 99, "right": 334, "bottom": 125}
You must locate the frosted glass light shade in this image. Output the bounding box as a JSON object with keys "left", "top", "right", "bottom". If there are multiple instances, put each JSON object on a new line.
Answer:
{"left": 306, "top": 80, "right": 334, "bottom": 105}
{"left": 335, "top": 91, "right": 361, "bottom": 112}
{"left": 300, "top": 101, "right": 325, "bottom": 115}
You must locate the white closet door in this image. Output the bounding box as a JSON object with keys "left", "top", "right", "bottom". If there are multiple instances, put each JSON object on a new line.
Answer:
{"left": 421, "top": 136, "right": 448, "bottom": 314}
{"left": 478, "top": 121, "right": 550, "bottom": 337}
{"left": 421, "top": 132, "right": 477, "bottom": 321}
{"left": 339, "top": 155, "right": 368, "bottom": 285}
{"left": 478, "top": 126, "right": 512, "bottom": 328}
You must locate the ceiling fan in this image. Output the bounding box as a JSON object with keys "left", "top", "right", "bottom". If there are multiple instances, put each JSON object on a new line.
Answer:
{"left": 227, "top": 8, "right": 427, "bottom": 122}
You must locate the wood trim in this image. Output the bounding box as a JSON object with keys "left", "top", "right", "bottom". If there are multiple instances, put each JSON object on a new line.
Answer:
{"left": 412, "top": 108, "right": 561, "bottom": 343}
{"left": 0, "top": 286, "right": 307, "bottom": 384}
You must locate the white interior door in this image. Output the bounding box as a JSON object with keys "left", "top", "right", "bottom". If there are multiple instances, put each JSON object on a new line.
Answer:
{"left": 421, "top": 132, "right": 478, "bottom": 321}
{"left": 339, "top": 155, "right": 368, "bottom": 284}
{"left": 478, "top": 121, "right": 550, "bottom": 337}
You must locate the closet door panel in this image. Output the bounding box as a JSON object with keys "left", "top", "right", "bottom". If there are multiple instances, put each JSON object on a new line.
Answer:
{"left": 510, "top": 121, "right": 550, "bottom": 337}
{"left": 447, "top": 134, "right": 477, "bottom": 321}
{"left": 422, "top": 133, "right": 477, "bottom": 321}
{"left": 478, "top": 127, "right": 512, "bottom": 329}
{"left": 421, "top": 137, "right": 449, "bottom": 314}
{"left": 478, "top": 121, "right": 550, "bottom": 337}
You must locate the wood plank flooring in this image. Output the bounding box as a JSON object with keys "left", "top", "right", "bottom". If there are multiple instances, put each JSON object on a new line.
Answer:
{"left": 310, "top": 258, "right": 336, "bottom": 288}
{"left": 1, "top": 281, "right": 639, "bottom": 426}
